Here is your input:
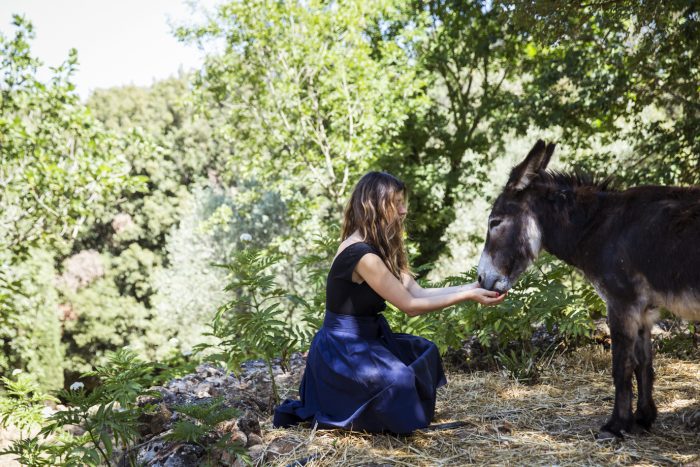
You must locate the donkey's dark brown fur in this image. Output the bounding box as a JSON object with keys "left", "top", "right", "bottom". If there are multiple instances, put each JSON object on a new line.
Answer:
{"left": 477, "top": 140, "right": 700, "bottom": 438}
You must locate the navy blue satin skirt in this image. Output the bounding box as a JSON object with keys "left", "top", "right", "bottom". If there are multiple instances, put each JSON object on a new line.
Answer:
{"left": 273, "top": 310, "right": 447, "bottom": 434}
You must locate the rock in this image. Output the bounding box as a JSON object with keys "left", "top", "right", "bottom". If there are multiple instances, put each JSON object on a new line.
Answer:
{"left": 194, "top": 383, "right": 212, "bottom": 399}
{"left": 63, "top": 424, "right": 86, "bottom": 436}
{"left": 204, "top": 376, "right": 225, "bottom": 387}
{"left": 216, "top": 419, "right": 238, "bottom": 434}
{"left": 237, "top": 413, "right": 261, "bottom": 436}
{"left": 230, "top": 430, "right": 247, "bottom": 447}
{"left": 247, "top": 444, "right": 265, "bottom": 463}
{"left": 593, "top": 319, "right": 611, "bottom": 348}
{"left": 246, "top": 433, "right": 263, "bottom": 447}
{"left": 137, "top": 393, "right": 163, "bottom": 407}
{"left": 212, "top": 449, "right": 236, "bottom": 466}
{"left": 198, "top": 364, "right": 224, "bottom": 378}
{"left": 135, "top": 438, "right": 204, "bottom": 467}
{"left": 109, "top": 353, "right": 310, "bottom": 466}
{"left": 135, "top": 439, "right": 161, "bottom": 465}
{"left": 215, "top": 420, "right": 248, "bottom": 447}
{"left": 168, "top": 380, "right": 189, "bottom": 394}
{"left": 264, "top": 438, "right": 296, "bottom": 462}
{"left": 650, "top": 324, "right": 669, "bottom": 338}
{"left": 138, "top": 403, "right": 173, "bottom": 436}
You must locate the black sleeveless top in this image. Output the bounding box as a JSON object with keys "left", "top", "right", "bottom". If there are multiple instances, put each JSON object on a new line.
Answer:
{"left": 325, "top": 242, "right": 387, "bottom": 316}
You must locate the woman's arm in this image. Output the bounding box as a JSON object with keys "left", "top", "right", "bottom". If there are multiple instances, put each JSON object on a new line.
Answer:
{"left": 356, "top": 254, "right": 503, "bottom": 317}
{"left": 401, "top": 273, "right": 478, "bottom": 298}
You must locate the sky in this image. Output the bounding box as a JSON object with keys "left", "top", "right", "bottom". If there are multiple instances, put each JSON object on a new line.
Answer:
{"left": 0, "top": 0, "right": 220, "bottom": 100}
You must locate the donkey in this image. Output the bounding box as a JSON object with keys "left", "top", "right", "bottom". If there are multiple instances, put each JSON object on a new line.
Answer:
{"left": 477, "top": 140, "right": 700, "bottom": 439}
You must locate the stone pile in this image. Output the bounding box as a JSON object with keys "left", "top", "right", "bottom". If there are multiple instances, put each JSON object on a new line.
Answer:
{"left": 120, "top": 354, "right": 307, "bottom": 466}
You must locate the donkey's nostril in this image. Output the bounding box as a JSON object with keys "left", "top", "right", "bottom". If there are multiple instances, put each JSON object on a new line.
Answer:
{"left": 477, "top": 274, "right": 483, "bottom": 285}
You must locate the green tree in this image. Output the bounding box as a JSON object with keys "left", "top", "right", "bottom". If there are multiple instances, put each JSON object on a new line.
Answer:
{"left": 59, "top": 277, "right": 152, "bottom": 377}
{"left": 500, "top": 0, "right": 699, "bottom": 185}
{"left": 197, "top": 247, "right": 312, "bottom": 406}
{"left": 83, "top": 76, "right": 232, "bottom": 252}
{"left": 380, "top": 0, "right": 534, "bottom": 267}
{"left": 1, "top": 250, "right": 64, "bottom": 390}
{"left": 63, "top": 77, "right": 230, "bottom": 371}
{"left": 177, "top": 0, "right": 426, "bottom": 231}
{"left": 150, "top": 183, "right": 288, "bottom": 358}
{"left": 0, "top": 17, "right": 138, "bottom": 255}
{"left": 0, "top": 16, "right": 140, "bottom": 388}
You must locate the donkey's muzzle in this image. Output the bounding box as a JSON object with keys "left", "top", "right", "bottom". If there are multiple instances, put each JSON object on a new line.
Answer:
{"left": 477, "top": 250, "right": 510, "bottom": 293}
{"left": 478, "top": 273, "right": 500, "bottom": 293}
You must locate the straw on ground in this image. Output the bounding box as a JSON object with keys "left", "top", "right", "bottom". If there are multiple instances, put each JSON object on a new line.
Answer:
{"left": 263, "top": 346, "right": 699, "bottom": 466}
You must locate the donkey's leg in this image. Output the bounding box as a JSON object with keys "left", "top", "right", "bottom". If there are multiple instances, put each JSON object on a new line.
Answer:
{"left": 600, "top": 303, "right": 639, "bottom": 438}
{"left": 633, "top": 318, "right": 657, "bottom": 430}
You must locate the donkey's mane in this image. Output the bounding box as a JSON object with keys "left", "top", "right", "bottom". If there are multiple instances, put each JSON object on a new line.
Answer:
{"left": 537, "top": 169, "right": 617, "bottom": 192}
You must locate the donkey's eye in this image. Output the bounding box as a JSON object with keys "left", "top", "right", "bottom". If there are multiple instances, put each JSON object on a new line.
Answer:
{"left": 489, "top": 219, "right": 502, "bottom": 229}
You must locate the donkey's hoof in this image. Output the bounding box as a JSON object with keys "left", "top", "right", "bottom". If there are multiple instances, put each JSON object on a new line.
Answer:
{"left": 634, "top": 405, "right": 657, "bottom": 430}
{"left": 598, "top": 420, "right": 627, "bottom": 440}
{"left": 632, "top": 416, "right": 654, "bottom": 433}
{"left": 629, "top": 422, "right": 651, "bottom": 435}
{"left": 595, "top": 429, "right": 622, "bottom": 442}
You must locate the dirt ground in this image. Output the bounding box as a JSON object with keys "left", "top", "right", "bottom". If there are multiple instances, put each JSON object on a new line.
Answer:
{"left": 263, "top": 346, "right": 700, "bottom": 466}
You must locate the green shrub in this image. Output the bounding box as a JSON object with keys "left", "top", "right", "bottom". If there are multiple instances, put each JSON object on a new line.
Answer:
{"left": 165, "top": 398, "right": 248, "bottom": 465}
{"left": 0, "top": 16, "right": 142, "bottom": 388}
{"left": 0, "top": 349, "right": 163, "bottom": 466}
{"left": 1, "top": 250, "right": 64, "bottom": 391}
{"left": 196, "top": 247, "right": 310, "bottom": 406}
{"left": 60, "top": 278, "right": 152, "bottom": 376}
{"left": 386, "top": 254, "right": 603, "bottom": 362}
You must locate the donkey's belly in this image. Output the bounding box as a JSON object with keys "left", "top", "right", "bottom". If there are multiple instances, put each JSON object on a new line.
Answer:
{"left": 652, "top": 290, "right": 700, "bottom": 322}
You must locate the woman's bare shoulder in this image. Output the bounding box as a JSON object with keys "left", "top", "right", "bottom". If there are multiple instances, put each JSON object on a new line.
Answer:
{"left": 331, "top": 239, "right": 367, "bottom": 263}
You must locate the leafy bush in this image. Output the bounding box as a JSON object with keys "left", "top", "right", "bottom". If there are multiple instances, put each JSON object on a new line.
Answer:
{"left": 0, "top": 374, "right": 57, "bottom": 439}
{"left": 1, "top": 250, "right": 64, "bottom": 391}
{"left": 60, "top": 278, "right": 152, "bottom": 376}
{"left": 196, "top": 247, "right": 312, "bottom": 406}
{"left": 292, "top": 229, "right": 340, "bottom": 330}
{"left": 386, "top": 254, "right": 603, "bottom": 367}
{"left": 149, "top": 183, "right": 288, "bottom": 359}
{"left": 0, "top": 349, "right": 167, "bottom": 466}
{"left": 165, "top": 398, "right": 248, "bottom": 464}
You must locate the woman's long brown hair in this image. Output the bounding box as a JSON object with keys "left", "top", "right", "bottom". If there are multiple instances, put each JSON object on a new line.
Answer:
{"left": 341, "top": 172, "right": 410, "bottom": 279}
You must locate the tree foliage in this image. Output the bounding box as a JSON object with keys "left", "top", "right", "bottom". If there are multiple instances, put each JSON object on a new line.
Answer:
{"left": 177, "top": 0, "right": 426, "bottom": 229}
{"left": 0, "top": 16, "right": 138, "bottom": 256}
{"left": 196, "top": 247, "right": 313, "bottom": 405}
{"left": 0, "top": 16, "right": 141, "bottom": 389}
{"left": 499, "top": 0, "right": 700, "bottom": 185}
{"left": 382, "top": 0, "right": 536, "bottom": 266}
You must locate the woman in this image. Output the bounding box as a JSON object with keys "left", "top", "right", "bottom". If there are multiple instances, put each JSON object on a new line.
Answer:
{"left": 274, "top": 172, "right": 504, "bottom": 434}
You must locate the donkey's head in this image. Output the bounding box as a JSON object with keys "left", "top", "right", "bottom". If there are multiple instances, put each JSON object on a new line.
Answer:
{"left": 477, "top": 140, "right": 556, "bottom": 293}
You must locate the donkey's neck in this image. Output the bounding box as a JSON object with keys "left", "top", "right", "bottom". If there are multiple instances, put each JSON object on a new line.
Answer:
{"left": 533, "top": 189, "right": 604, "bottom": 268}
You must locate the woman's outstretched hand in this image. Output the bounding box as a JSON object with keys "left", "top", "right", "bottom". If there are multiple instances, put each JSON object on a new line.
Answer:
{"left": 468, "top": 288, "right": 506, "bottom": 306}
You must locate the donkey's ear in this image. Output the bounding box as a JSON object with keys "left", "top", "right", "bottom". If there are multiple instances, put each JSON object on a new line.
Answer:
{"left": 541, "top": 142, "right": 556, "bottom": 170}
{"left": 506, "top": 140, "right": 547, "bottom": 190}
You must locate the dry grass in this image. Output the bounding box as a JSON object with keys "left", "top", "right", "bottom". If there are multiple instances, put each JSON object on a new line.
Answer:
{"left": 260, "top": 346, "right": 699, "bottom": 466}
